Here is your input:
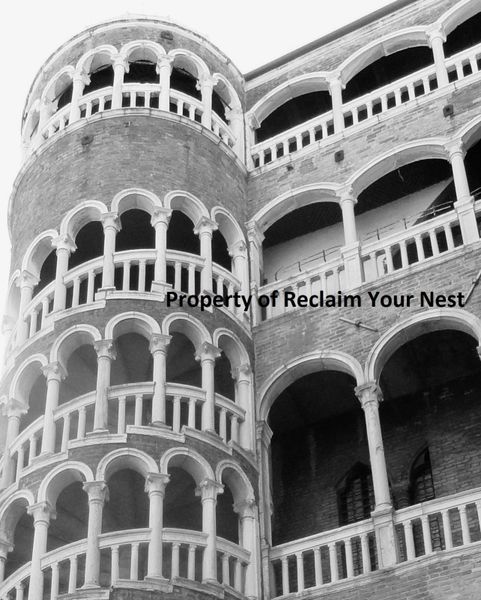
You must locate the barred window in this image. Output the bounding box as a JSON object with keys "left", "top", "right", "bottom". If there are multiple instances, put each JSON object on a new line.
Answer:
{"left": 410, "top": 448, "right": 435, "bottom": 504}
{"left": 338, "top": 463, "right": 374, "bottom": 526}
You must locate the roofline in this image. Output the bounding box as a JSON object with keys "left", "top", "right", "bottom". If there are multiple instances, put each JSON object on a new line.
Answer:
{"left": 245, "top": 0, "right": 421, "bottom": 80}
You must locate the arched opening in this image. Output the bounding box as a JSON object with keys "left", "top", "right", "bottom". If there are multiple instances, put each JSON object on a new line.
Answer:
{"left": 3, "top": 501, "right": 34, "bottom": 579}
{"left": 164, "top": 467, "right": 202, "bottom": 531}
{"left": 116, "top": 209, "right": 155, "bottom": 251}
{"left": 83, "top": 65, "right": 114, "bottom": 95}
{"left": 20, "top": 371, "right": 47, "bottom": 433}
{"left": 343, "top": 46, "right": 434, "bottom": 103}
{"left": 110, "top": 332, "right": 153, "bottom": 386}
{"left": 124, "top": 60, "right": 159, "bottom": 85}
{"left": 216, "top": 481, "right": 238, "bottom": 543}
{"left": 212, "top": 78, "right": 235, "bottom": 124}
{"left": 263, "top": 201, "right": 343, "bottom": 285}
{"left": 33, "top": 250, "right": 56, "bottom": 296}
{"left": 56, "top": 82, "right": 73, "bottom": 110}
{"left": 59, "top": 344, "right": 98, "bottom": 405}
{"left": 215, "top": 352, "right": 235, "bottom": 401}
{"left": 69, "top": 222, "right": 104, "bottom": 269}
{"left": 464, "top": 138, "right": 481, "bottom": 200}
{"left": 167, "top": 211, "right": 200, "bottom": 255}
{"left": 47, "top": 481, "right": 88, "bottom": 551}
{"left": 212, "top": 230, "right": 231, "bottom": 272}
{"left": 444, "top": 11, "right": 481, "bottom": 58}
{"left": 256, "top": 91, "right": 332, "bottom": 143}
{"left": 166, "top": 332, "right": 201, "bottom": 386}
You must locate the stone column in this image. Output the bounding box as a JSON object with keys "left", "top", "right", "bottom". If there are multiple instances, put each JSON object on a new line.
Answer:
{"left": 17, "top": 270, "right": 38, "bottom": 344}
{"left": 256, "top": 421, "right": 273, "bottom": 600}
{"left": 232, "top": 363, "right": 253, "bottom": 450}
{"left": 446, "top": 141, "right": 479, "bottom": 244}
{"left": 82, "top": 481, "right": 108, "bottom": 587}
{"left": 196, "top": 342, "right": 221, "bottom": 433}
{"left": 149, "top": 334, "right": 171, "bottom": 425}
{"left": 112, "top": 56, "right": 127, "bottom": 109}
{"left": 99, "top": 212, "right": 121, "bottom": 294}
{"left": 92, "top": 340, "right": 116, "bottom": 433}
{"left": 145, "top": 473, "right": 170, "bottom": 579}
{"left": 0, "top": 400, "right": 26, "bottom": 488}
{"left": 229, "top": 241, "right": 250, "bottom": 297}
{"left": 40, "top": 362, "right": 66, "bottom": 454}
{"left": 69, "top": 72, "right": 89, "bottom": 123}
{"left": 195, "top": 217, "right": 218, "bottom": 293}
{"left": 198, "top": 75, "right": 215, "bottom": 129}
{"left": 427, "top": 26, "right": 449, "bottom": 88}
{"left": 52, "top": 235, "right": 76, "bottom": 312}
{"left": 0, "top": 539, "right": 12, "bottom": 583}
{"left": 158, "top": 56, "right": 173, "bottom": 111}
{"left": 247, "top": 224, "right": 264, "bottom": 326}
{"left": 339, "top": 187, "right": 363, "bottom": 289}
{"left": 225, "top": 106, "right": 245, "bottom": 158}
{"left": 27, "top": 502, "right": 55, "bottom": 600}
{"left": 196, "top": 478, "right": 223, "bottom": 584}
{"left": 355, "top": 382, "right": 397, "bottom": 567}
{"left": 328, "top": 73, "right": 344, "bottom": 133}
{"left": 235, "top": 499, "right": 261, "bottom": 600}
{"left": 151, "top": 208, "right": 172, "bottom": 294}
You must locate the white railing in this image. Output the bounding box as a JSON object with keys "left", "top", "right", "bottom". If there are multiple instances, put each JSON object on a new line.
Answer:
{"left": 9, "top": 414, "right": 47, "bottom": 482}
{"left": 394, "top": 487, "right": 481, "bottom": 562}
{"left": 445, "top": 40, "right": 481, "bottom": 85}
{"left": 217, "top": 536, "right": 251, "bottom": 593}
{"left": 270, "top": 518, "right": 376, "bottom": 597}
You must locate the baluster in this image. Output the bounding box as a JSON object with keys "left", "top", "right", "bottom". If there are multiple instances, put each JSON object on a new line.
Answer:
{"left": 414, "top": 235, "right": 425, "bottom": 262}
{"left": 345, "top": 539, "right": 354, "bottom": 578}
{"left": 99, "top": 95, "right": 105, "bottom": 111}
{"left": 111, "top": 545, "right": 120, "bottom": 582}
{"left": 174, "top": 262, "right": 182, "bottom": 290}
{"left": 189, "top": 104, "right": 196, "bottom": 120}
{"left": 68, "top": 555, "right": 77, "bottom": 592}
{"left": 360, "top": 533, "right": 371, "bottom": 573}
{"left": 366, "top": 102, "right": 374, "bottom": 119}
{"left": 404, "top": 520, "right": 416, "bottom": 560}
{"left": 394, "top": 89, "right": 402, "bottom": 105}
{"left": 188, "top": 397, "right": 196, "bottom": 429}
{"left": 188, "top": 263, "right": 196, "bottom": 294}
{"left": 222, "top": 553, "right": 230, "bottom": 585}
{"left": 134, "top": 394, "right": 143, "bottom": 426}
{"left": 296, "top": 552, "right": 304, "bottom": 591}
{"left": 118, "top": 396, "right": 126, "bottom": 433}
{"left": 50, "top": 562, "right": 59, "bottom": 600}
{"left": 16, "top": 583, "right": 24, "bottom": 600}
{"left": 61, "top": 414, "right": 70, "bottom": 452}
{"left": 171, "top": 543, "right": 180, "bottom": 578}
{"left": 459, "top": 505, "right": 471, "bottom": 545}
{"left": 469, "top": 56, "right": 477, "bottom": 73}
{"left": 85, "top": 101, "right": 92, "bottom": 118}
{"left": 16, "top": 447, "right": 24, "bottom": 480}
{"left": 145, "top": 91, "right": 151, "bottom": 107}
{"left": 230, "top": 415, "right": 239, "bottom": 444}
{"left": 429, "top": 230, "right": 440, "bottom": 256}
{"left": 320, "top": 271, "right": 328, "bottom": 293}
{"left": 30, "top": 309, "right": 38, "bottom": 337}
{"left": 385, "top": 247, "right": 394, "bottom": 273}
{"left": 441, "top": 509, "right": 453, "bottom": 550}
{"left": 138, "top": 260, "right": 146, "bottom": 292}
{"left": 380, "top": 95, "right": 388, "bottom": 112}
{"left": 456, "top": 62, "right": 464, "bottom": 80}
{"left": 328, "top": 542, "right": 339, "bottom": 582}
{"left": 304, "top": 276, "right": 312, "bottom": 298}
{"left": 41, "top": 297, "right": 49, "bottom": 328}
{"left": 219, "top": 408, "right": 227, "bottom": 442}
{"left": 187, "top": 545, "right": 196, "bottom": 580}
{"left": 258, "top": 151, "right": 265, "bottom": 167}
{"left": 421, "top": 515, "right": 432, "bottom": 554}
{"left": 282, "top": 140, "right": 289, "bottom": 156}
{"left": 313, "top": 547, "right": 323, "bottom": 586}
{"left": 216, "top": 275, "right": 224, "bottom": 295}
{"left": 234, "top": 559, "right": 242, "bottom": 592}
{"left": 77, "top": 407, "right": 86, "bottom": 438}
{"left": 422, "top": 76, "right": 430, "bottom": 94}
{"left": 334, "top": 267, "right": 341, "bottom": 291}
{"left": 173, "top": 396, "right": 181, "bottom": 432}
{"left": 130, "top": 92, "right": 136, "bottom": 108}
{"left": 369, "top": 252, "right": 379, "bottom": 279}
{"left": 122, "top": 260, "right": 131, "bottom": 290}
{"left": 86, "top": 270, "right": 95, "bottom": 304}
{"left": 444, "top": 224, "right": 455, "bottom": 250}
{"left": 130, "top": 543, "right": 139, "bottom": 580}
{"left": 72, "top": 277, "right": 81, "bottom": 307}
{"left": 351, "top": 109, "right": 359, "bottom": 125}
{"left": 177, "top": 100, "right": 184, "bottom": 115}
{"left": 281, "top": 556, "right": 289, "bottom": 595}
{"left": 407, "top": 82, "right": 415, "bottom": 100}
{"left": 400, "top": 240, "right": 409, "bottom": 268}
{"left": 28, "top": 435, "right": 37, "bottom": 465}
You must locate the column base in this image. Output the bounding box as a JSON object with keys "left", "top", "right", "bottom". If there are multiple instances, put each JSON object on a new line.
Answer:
{"left": 341, "top": 242, "right": 363, "bottom": 289}
{"left": 86, "top": 429, "right": 110, "bottom": 438}
{"left": 371, "top": 506, "right": 397, "bottom": 568}
{"left": 150, "top": 420, "right": 171, "bottom": 430}
{"left": 95, "top": 287, "right": 116, "bottom": 300}
{"left": 454, "top": 196, "right": 479, "bottom": 244}
{"left": 143, "top": 576, "right": 173, "bottom": 592}
{"left": 151, "top": 281, "right": 172, "bottom": 297}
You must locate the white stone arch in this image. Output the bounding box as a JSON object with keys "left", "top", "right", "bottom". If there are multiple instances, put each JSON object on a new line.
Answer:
{"left": 248, "top": 72, "right": 331, "bottom": 126}
{"left": 365, "top": 308, "right": 481, "bottom": 383}
{"left": 37, "top": 461, "right": 94, "bottom": 505}
{"left": 456, "top": 114, "right": 481, "bottom": 152}
{"left": 50, "top": 324, "right": 102, "bottom": 368}
{"left": 215, "top": 460, "right": 255, "bottom": 504}
{"left": 9, "top": 353, "right": 48, "bottom": 408}
{"left": 96, "top": 448, "right": 158, "bottom": 481}
{"left": 162, "top": 312, "right": 212, "bottom": 350}
{"left": 338, "top": 27, "right": 431, "bottom": 86}
{"left": 41, "top": 66, "right": 75, "bottom": 104}
{"left": 5, "top": 270, "right": 21, "bottom": 323}
{"left": 0, "top": 489, "right": 36, "bottom": 543}
{"left": 211, "top": 206, "right": 245, "bottom": 248}
{"left": 160, "top": 447, "right": 214, "bottom": 484}
{"left": 168, "top": 48, "right": 209, "bottom": 80}
{"left": 76, "top": 44, "right": 118, "bottom": 75}
{"left": 60, "top": 200, "right": 109, "bottom": 240}
{"left": 213, "top": 328, "right": 250, "bottom": 371}
{"left": 21, "top": 229, "right": 58, "bottom": 278}
{"left": 22, "top": 99, "right": 41, "bottom": 144}
{"left": 249, "top": 183, "right": 341, "bottom": 235}
{"left": 347, "top": 138, "right": 450, "bottom": 197}
{"left": 259, "top": 350, "right": 365, "bottom": 422}
{"left": 111, "top": 188, "right": 163, "bottom": 217}
{"left": 120, "top": 40, "right": 167, "bottom": 64}
{"left": 212, "top": 72, "right": 242, "bottom": 111}
{"left": 105, "top": 311, "right": 161, "bottom": 341}
{"left": 438, "top": 0, "right": 481, "bottom": 37}
{"left": 164, "top": 190, "right": 209, "bottom": 227}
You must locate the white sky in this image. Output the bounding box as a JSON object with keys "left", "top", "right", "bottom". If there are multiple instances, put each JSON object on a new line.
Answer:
{"left": 0, "top": 0, "right": 394, "bottom": 325}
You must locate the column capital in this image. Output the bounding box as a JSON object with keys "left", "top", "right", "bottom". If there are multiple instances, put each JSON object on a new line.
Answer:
{"left": 195, "top": 478, "right": 224, "bottom": 501}
{"left": 247, "top": 112, "right": 260, "bottom": 130}
{"left": 445, "top": 139, "right": 465, "bottom": 160}
{"left": 113, "top": 54, "right": 128, "bottom": 70}
{"left": 355, "top": 382, "right": 383, "bottom": 409}
{"left": 27, "top": 501, "right": 56, "bottom": 524}
{"left": 196, "top": 74, "right": 216, "bottom": 91}
{"left": 42, "top": 361, "right": 67, "bottom": 382}
{"left": 246, "top": 222, "right": 265, "bottom": 246}
{"left": 0, "top": 538, "right": 13, "bottom": 556}
{"left": 232, "top": 363, "right": 252, "bottom": 383}
{"left": 157, "top": 55, "right": 175, "bottom": 71}
{"left": 195, "top": 342, "right": 221, "bottom": 362}
{"left": 2, "top": 397, "right": 27, "bottom": 418}
{"left": 149, "top": 333, "right": 171, "bottom": 354}
{"left": 17, "top": 269, "right": 39, "bottom": 288}
{"left": 228, "top": 240, "right": 248, "bottom": 258}
{"left": 73, "top": 71, "right": 90, "bottom": 86}
{"left": 83, "top": 481, "right": 109, "bottom": 503}
{"left": 100, "top": 212, "right": 121, "bottom": 232}
{"left": 52, "top": 234, "right": 76, "bottom": 254}
{"left": 94, "top": 339, "right": 117, "bottom": 360}
{"left": 256, "top": 420, "right": 273, "bottom": 445}
{"left": 144, "top": 472, "right": 170, "bottom": 495}
{"left": 426, "top": 24, "right": 446, "bottom": 45}
{"left": 338, "top": 185, "right": 357, "bottom": 205}
{"left": 326, "top": 71, "right": 345, "bottom": 90}
{"left": 150, "top": 207, "right": 172, "bottom": 228}
{"left": 233, "top": 497, "right": 257, "bottom": 518}
{"left": 194, "top": 217, "right": 218, "bottom": 236}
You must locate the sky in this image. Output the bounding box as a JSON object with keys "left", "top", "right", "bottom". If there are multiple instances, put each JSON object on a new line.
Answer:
{"left": 0, "top": 0, "right": 394, "bottom": 332}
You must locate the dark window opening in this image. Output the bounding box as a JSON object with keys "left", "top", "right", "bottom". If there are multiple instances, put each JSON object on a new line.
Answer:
{"left": 215, "top": 352, "right": 235, "bottom": 400}
{"left": 82, "top": 65, "right": 114, "bottom": 94}
{"left": 164, "top": 468, "right": 202, "bottom": 531}
{"left": 57, "top": 83, "right": 73, "bottom": 109}
{"left": 124, "top": 60, "right": 159, "bottom": 84}
{"left": 212, "top": 229, "right": 231, "bottom": 270}
{"left": 338, "top": 463, "right": 374, "bottom": 526}
{"left": 116, "top": 209, "right": 155, "bottom": 251}
{"left": 409, "top": 448, "right": 435, "bottom": 504}
{"left": 444, "top": 12, "right": 481, "bottom": 57}
{"left": 343, "top": 47, "right": 434, "bottom": 103}
{"left": 166, "top": 332, "right": 202, "bottom": 387}
{"left": 69, "top": 221, "right": 104, "bottom": 270}
{"left": 33, "top": 250, "right": 57, "bottom": 296}
{"left": 167, "top": 210, "right": 200, "bottom": 254}
{"left": 465, "top": 138, "right": 481, "bottom": 199}
{"left": 170, "top": 67, "right": 201, "bottom": 99}
{"left": 216, "top": 484, "right": 239, "bottom": 543}
{"left": 256, "top": 91, "right": 332, "bottom": 143}
{"left": 102, "top": 469, "right": 149, "bottom": 533}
